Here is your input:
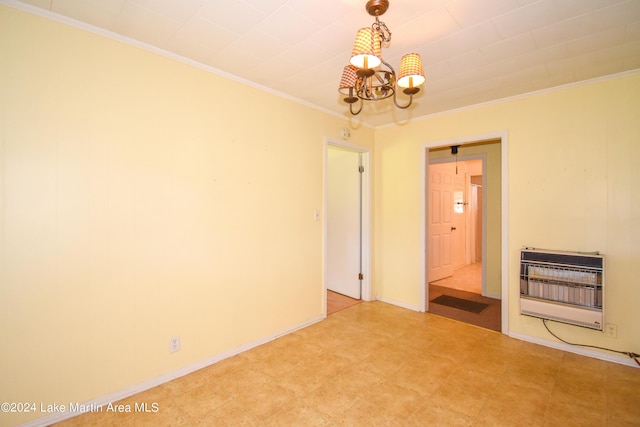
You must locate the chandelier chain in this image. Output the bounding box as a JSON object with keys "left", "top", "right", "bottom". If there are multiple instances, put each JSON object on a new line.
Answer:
{"left": 372, "top": 17, "right": 392, "bottom": 45}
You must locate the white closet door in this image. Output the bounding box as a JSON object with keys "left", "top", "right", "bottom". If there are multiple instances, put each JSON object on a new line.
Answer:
{"left": 327, "top": 147, "right": 361, "bottom": 299}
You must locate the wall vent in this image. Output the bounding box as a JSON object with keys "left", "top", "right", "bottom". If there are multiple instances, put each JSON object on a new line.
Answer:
{"left": 520, "top": 248, "right": 604, "bottom": 330}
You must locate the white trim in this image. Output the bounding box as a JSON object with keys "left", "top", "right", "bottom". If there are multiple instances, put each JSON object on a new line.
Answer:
{"left": 0, "top": 0, "right": 373, "bottom": 130}
{"left": 375, "top": 296, "right": 422, "bottom": 312}
{"left": 501, "top": 136, "right": 509, "bottom": 333}
{"left": 5, "top": 0, "right": 638, "bottom": 131}
{"left": 377, "top": 69, "right": 640, "bottom": 130}
{"left": 481, "top": 158, "right": 488, "bottom": 298}
{"left": 509, "top": 331, "right": 639, "bottom": 368}
{"left": 421, "top": 131, "right": 509, "bottom": 333}
{"left": 17, "top": 315, "right": 324, "bottom": 427}
{"left": 360, "top": 151, "right": 372, "bottom": 302}
{"left": 484, "top": 291, "right": 501, "bottom": 299}
{"left": 323, "top": 138, "right": 373, "bottom": 304}
{"left": 419, "top": 147, "right": 427, "bottom": 312}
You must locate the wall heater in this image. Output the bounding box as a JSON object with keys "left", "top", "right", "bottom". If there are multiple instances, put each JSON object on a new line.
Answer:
{"left": 520, "top": 248, "right": 604, "bottom": 330}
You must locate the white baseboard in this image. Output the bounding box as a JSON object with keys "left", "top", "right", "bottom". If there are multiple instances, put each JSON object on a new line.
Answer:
{"left": 483, "top": 291, "right": 501, "bottom": 299}
{"left": 374, "top": 296, "right": 422, "bottom": 312}
{"left": 18, "top": 315, "right": 325, "bottom": 427}
{"left": 20, "top": 312, "right": 635, "bottom": 427}
{"left": 379, "top": 297, "right": 636, "bottom": 368}
{"left": 508, "top": 331, "right": 639, "bottom": 368}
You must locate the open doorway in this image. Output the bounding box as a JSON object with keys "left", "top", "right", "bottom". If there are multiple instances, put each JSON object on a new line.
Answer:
{"left": 425, "top": 141, "right": 502, "bottom": 332}
{"left": 324, "top": 139, "right": 371, "bottom": 316}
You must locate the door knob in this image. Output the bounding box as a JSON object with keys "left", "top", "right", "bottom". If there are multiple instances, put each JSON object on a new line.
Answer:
{"left": 451, "top": 227, "right": 456, "bottom": 231}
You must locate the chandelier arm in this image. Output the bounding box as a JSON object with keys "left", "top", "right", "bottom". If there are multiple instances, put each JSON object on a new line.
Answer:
{"left": 380, "top": 58, "right": 396, "bottom": 75}
{"left": 349, "top": 98, "right": 364, "bottom": 115}
{"left": 392, "top": 91, "right": 413, "bottom": 109}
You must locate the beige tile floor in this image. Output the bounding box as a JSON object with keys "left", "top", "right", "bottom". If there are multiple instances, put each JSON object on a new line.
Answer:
{"left": 54, "top": 301, "right": 640, "bottom": 426}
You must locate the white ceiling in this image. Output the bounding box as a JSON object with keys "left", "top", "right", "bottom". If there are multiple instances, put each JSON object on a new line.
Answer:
{"left": 7, "top": 0, "right": 640, "bottom": 127}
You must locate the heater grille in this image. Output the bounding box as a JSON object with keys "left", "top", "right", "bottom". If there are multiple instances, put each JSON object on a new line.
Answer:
{"left": 520, "top": 248, "right": 604, "bottom": 330}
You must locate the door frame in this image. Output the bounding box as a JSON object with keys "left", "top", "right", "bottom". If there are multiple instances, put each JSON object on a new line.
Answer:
{"left": 420, "top": 131, "right": 509, "bottom": 334}
{"left": 323, "top": 138, "right": 372, "bottom": 316}
{"left": 428, "top": 155, "right": 488, "bottom": 296}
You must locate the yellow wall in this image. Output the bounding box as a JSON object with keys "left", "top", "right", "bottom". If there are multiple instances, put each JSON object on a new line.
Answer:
{"left": 2, "top": 3, "right": 640, "bottom": 426}
{"left": 0, "top": 6, "right": 374, "bottom": 425}
{"left": 375, "top": 71, "right": 640, "bottom": 356}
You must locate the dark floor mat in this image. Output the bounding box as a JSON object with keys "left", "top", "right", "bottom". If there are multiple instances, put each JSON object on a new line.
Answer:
{"left": 430, "top": 294, "right": 489, "bottom": 314}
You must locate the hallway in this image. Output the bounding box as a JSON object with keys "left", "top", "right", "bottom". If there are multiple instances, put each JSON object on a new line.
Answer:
{"left": 429, "top": 263, "right": 501, "bottom": 332}
{"left": 431, "top": 262, "right": 482, "bottom": 293}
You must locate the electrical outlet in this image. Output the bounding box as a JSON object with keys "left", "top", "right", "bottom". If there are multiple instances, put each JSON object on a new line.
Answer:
{"left": 605, "top": 323, "right": 617, "bottom": 338}
{"left": 170, "top": 336, "right": 180, "bottom": 353}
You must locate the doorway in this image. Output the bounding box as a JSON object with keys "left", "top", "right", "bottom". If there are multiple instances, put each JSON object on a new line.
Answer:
{"left": 428, "top": 158, "right": 484, "bottom": 291}
{"left": 422, "top": 137, "right": 506, "bottom": 333}
{"left": 324, "top": 140, "right": 371, "bottom": 316}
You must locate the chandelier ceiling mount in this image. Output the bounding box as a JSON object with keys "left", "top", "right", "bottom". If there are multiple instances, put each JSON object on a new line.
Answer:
{"left": 365, "top": 0, "right": 389, "bottom": 17}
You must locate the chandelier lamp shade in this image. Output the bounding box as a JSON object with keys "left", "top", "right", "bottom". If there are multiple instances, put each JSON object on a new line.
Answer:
{"left": 398, "top": 53, "right": 426, "bottom": 92}
{"left": 350, "top": 28, "right": 382, "bottom": 71}
{"left": 339, "top": 65, "right": 359, "bottom": 104}
{"left": 339, "top": 0, "right": 426, "bottom": 116}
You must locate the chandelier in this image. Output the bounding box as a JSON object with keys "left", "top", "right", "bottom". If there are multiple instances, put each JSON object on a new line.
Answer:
{"left": 339, "top": 0, "right": 425, "bottom": 115}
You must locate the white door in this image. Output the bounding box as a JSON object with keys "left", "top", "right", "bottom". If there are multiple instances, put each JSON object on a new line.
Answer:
{"left": 451, "top": 163, "right": 467, "bottom": 269}
{"left": 327, "top": 147, "right": 361, "bottom": 299}
{"left": 428, "top": 163, "right": 455, "bottom": 282}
